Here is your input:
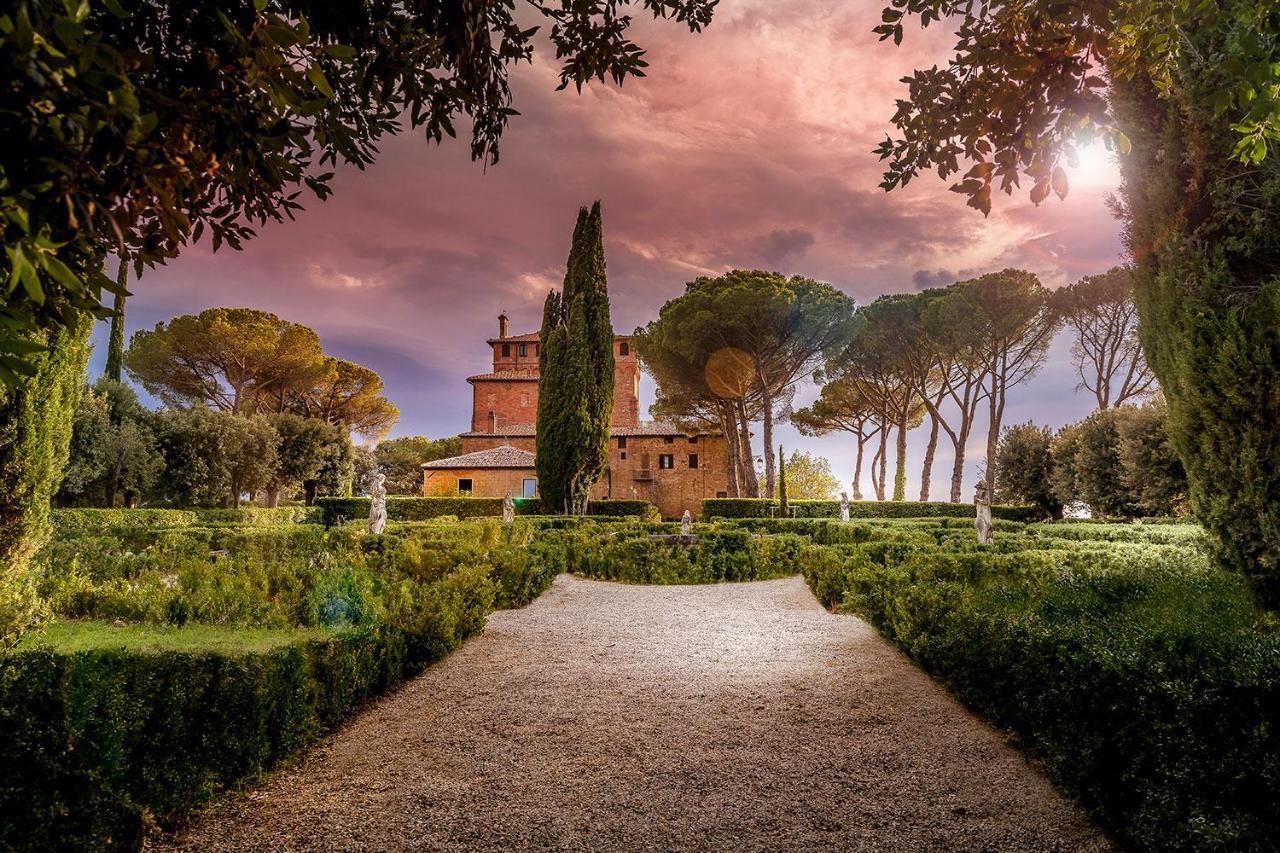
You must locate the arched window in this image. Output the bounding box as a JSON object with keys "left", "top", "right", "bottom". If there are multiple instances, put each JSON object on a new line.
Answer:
{"left": 619, "top": 341, "right": 630, "bottom": 357}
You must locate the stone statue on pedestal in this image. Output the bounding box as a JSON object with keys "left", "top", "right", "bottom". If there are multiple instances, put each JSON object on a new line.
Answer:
{"left": 839, "top": 492, "right": 850, "bottom": 522}
{"left": 974, "top": 480, "right": 993, "bottom": 545}
{"left": 502, "top": 494, "right": 515, "bottom": 524}
{"left": 681, "top": 510, "right": 692, "bottom": 536}
{"left": 368, "top": 473, "right": 387, "bottom": 535}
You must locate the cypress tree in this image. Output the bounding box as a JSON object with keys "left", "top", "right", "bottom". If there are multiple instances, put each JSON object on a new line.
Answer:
{"left": 105, "top": 256, "right": 128, "bottom": 382}
{"left": 535, "top": 202, "right": 615, "bottom": 514}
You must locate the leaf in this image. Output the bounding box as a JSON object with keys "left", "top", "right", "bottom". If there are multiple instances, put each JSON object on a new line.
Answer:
{"left": 39, "top": 253, "right": 84, "bottom": 294}
{"left": 307, "top": 63, "right": 334, "bottom": 99}
{"left": 1030, "top": 180, "right": 1050, "bottom": 206}
{"left": 1117, "top": 132, "right": 1132, "bottom": 155}
{"left": 1051, "top": 166, "right": 1069, "bottom": 200}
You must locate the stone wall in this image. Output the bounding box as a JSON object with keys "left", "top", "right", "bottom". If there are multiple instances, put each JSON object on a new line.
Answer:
{"left": 423, "top": 467, "right": 537, "bottom": 498}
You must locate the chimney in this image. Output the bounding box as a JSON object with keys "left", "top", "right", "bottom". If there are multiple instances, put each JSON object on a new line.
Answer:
{"left": 498, "top": 311, "right": 509, "bottom": 339}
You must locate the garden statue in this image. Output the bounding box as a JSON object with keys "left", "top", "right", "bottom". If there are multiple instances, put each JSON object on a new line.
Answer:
{"left": 839, "top": 492, "right": 850, "bottom": 522}
{"left": 681, "top": 510, "right": 693, "bottom": 536}
{"left": 502, "top": 494, "right": 515, "bottom": 524}
{"left": 368, "top": 473, "right": 387, "bottom": 535}
{"left": 974, "top": 480, "right": 993, "bottom": 545}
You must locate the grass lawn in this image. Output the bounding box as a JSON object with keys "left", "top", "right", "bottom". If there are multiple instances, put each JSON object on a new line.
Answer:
{"left": 17, "top": 620, "right": 334, "bottom": 655}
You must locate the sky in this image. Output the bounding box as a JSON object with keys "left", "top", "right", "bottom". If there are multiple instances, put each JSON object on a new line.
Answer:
{"left": 91, "top": 0, "right": 1127, "bottom": 500}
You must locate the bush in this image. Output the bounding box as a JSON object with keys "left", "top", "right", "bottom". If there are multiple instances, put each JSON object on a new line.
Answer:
{"left": 315, "top": 496, "right": 656, "bottom": 525}
{"left": 804, "top": 533, "right": 1280, "bottom": 850}
{"left": 702, "top": 498, "right": 1044, "bottom": 523}
{"left": 0, "top": 627, "right": 403, "bottom": 849}
{"left": 51, "top": 508, "right": 201, "bottom": 534}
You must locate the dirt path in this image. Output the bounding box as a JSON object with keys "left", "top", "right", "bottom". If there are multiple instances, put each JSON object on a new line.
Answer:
{"left": 159, "top": 575, "right": 1109, "bottom": 851}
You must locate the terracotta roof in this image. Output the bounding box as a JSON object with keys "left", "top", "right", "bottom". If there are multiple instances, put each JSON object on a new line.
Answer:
{"left": 421, "top": 445, "right": 536, "bottom": 469}
{"left": 485, "top": 331, "right": 634, "bottom": 345}
{"left": 461, "top": 422, "right": 716, "bottom": 438}
{"left": 485, "top": 332, "right": 541, "bottom": 344}
{"left": 461, "top": 424, "right": 537, "bottom": 437}
{"left": 467, "top": 370, "right": 539, "bottom": 382}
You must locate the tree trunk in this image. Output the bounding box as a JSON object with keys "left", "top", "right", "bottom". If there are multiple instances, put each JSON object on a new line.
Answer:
{"left": 950, "top": 419, "right": 970, "bottom": 503}
{"left": 0, "top": 314, "right": 93, "bottom": 608}
{"left": 920, "top": 409, "right": 940, "bottom": 502}
{"left": 892, "top": 411, "right": 908, "bottom": 501}
{"left": 734, "top": 398, "right": 759, "bottom": 498}
{"left": 985, "top": 372, "right": 1002, "bottom": 500}
{"left": 759, "top": 379, "right": 775, "bottom": 499}
{"left": 719, "top": 402, "right": 740, "bottom": 498}
{"left": 266, "top": 487, "right": 280, "bottom": 508}
{"left": 851, "top": 434, "right": 866, "bottom": 501}
{"left": 872, "top": 425, "right": 888, "bottom": 500}
{"left": 303, "top": 480, "right": 318, "bottom": 507}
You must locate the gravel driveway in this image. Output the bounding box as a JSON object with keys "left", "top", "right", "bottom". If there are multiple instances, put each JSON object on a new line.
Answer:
{"left": 158, "top": 575, "right": 1110, "bottom": 851}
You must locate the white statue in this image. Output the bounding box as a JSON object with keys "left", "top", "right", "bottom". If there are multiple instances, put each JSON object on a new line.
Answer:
{"left": 839, "top": 491, "right": 850, "bottom": 522}
{"left": 502, "top": 494, "right": 515, "bottom": 524}
{"left": 368, "top": 472, "right": 387, "bottom": 535}
{"left": 681, "top": 509, "right": 693, "bottom": 536}
{"left": 974, "top": 480, "right": 993, "bottom": 544}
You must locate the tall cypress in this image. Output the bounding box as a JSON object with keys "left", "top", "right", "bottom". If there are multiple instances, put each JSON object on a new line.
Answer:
{"left": 535, "top": 202, "right": 615, "bottom": 514}
{"left": 105, "top": 256, "right": 128, "bottom": 382}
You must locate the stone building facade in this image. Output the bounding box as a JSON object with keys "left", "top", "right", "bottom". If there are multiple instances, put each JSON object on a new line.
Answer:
{"left": 423, "top": 313, "right": 728, "bottom": 518}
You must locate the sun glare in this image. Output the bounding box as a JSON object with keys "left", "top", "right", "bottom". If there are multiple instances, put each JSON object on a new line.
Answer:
{"left": 1068, "top": 141, "right": 1122, "bottom": 190}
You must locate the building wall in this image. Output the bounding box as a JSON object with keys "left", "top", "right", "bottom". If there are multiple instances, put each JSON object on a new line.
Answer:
{"left": 434, "top": 435, "right": 729, "bottom": 519}
{"left": 596, "top": 434, "right": 729, "bottom": 519}
{"left": 422, "top": 467, "right": 537, "bottom": 498}
{"left": 470, "top": 336, "right": 640, "bottom": 433}
{"left": 469, "top": 378, "right": 539, "bottom": 433}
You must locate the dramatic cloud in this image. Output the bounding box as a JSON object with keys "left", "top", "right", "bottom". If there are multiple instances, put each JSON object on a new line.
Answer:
{"left": 96, "top": 0, "right": 1125, "bottom": 497}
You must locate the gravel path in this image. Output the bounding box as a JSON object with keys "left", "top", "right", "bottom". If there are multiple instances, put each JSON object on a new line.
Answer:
{"left": 158, "top": 575, "right": 1110, "bottom": 852}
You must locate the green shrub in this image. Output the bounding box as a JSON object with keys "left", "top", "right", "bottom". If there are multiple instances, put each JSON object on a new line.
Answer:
{"left": 0, "top": 627, "right": 401, "bottom": 849}
{"left": 315, "top": 496, "right": 657, "bottom": 525}
{"left": 805, "top": 534, "right": 1280, "bottom": 851}
{"left": 702, "top": 498, "right": 1044, "bottom": 523}
{"left": 191, "top": 506, "right": 321, "bottom": 526}
{"left": 51, "top": 508, "right": 201, "bottom": 534}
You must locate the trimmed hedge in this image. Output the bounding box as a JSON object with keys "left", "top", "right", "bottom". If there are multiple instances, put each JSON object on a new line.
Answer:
{"left": 0, "top": 628, "right": 406, "bottom": 849}
{"left": 701, "top": 498, "right": 1044, "bottom": 523}
{"left": 51, "top": 508, "right": 201, "bottom": 533}
{"left": 5, "top": 517, "right": 569, "bottom": 848}
{"left": 801, "top": 535, "right": 1280, "bottom": 851}
{"left": 314, "top": 496, "right": 656, "bottom": 525}
{"left": 50, "top": 506, "right": 320, "bottom": 535}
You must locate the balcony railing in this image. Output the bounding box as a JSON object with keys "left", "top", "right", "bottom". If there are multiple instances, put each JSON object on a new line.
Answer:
{"left": 633, "top": 468, "right": 653, "bottom": 481}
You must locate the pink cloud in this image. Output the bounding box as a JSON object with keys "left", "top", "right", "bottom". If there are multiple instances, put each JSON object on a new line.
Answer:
{"left": 101, "top": 0, "right": 1124, "bottom": 496}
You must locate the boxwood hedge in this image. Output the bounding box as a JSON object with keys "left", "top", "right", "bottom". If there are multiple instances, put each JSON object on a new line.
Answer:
{"left": 314, "top": 496, "right": 655, "bottom": 525}
{"left": 800, "top": 534, "right": 1280, "bottom": 851}
{"left": 702, "top": 498, "right": 1044, "bottom": 523}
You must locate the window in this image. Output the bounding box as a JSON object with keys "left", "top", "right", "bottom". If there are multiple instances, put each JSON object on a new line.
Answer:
{"left": 619, "top": 341, "right": 629, "bottom": 357}
{"left": 457, "top": 478, "right": 473, "bottom": 493}
{"left": 664, "top": 436, "right": 674, "bottom": 444}
{"left": 658, "top": 454, "right": 674, "bottom": 470}
{"left": 689, "top": 453, "right": 699, "bottom": 469}
{"left": 689, "top": 435, "right": 698, "bottom": 444}
{"left": 716, "top": 491, "right": 728, "bottom": 498}
{"left": 620, "top": 451, "right": 627, "bottom": 460}
{"left": 617, "top": 436, "right": 627, "bottom": 448}
{"left": 501, "top": 343, "right": 510, "bottom": 357}
{"left": 519, "top": 343, "right": 528, "bottom": 357}
{"left": 522, "top": 478, "right": 537, "bottom": 498}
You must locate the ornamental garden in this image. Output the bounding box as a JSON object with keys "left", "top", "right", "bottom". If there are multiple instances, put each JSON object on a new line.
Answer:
{"left": 4, "top": 2, "right": 1280, "bottom": 852}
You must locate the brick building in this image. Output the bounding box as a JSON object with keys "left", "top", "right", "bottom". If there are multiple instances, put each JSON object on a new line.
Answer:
{"left": 423, "top": 313, "right": 729, "bottom": 518}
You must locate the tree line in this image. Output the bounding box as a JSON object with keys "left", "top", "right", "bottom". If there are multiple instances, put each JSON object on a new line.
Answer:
{"left": 637, "top": 266, "right": 1150, "bottom": 504}
{"left": 59, "top": 307, "right": 405, "bottom": 508}
{"left": 996, "top": 397, "right": 1187, "bottom": 520}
